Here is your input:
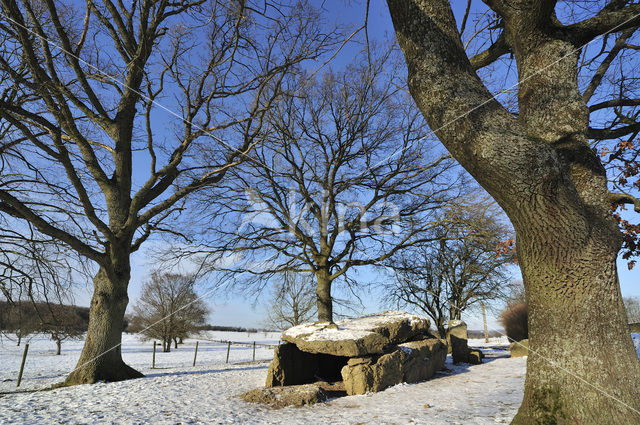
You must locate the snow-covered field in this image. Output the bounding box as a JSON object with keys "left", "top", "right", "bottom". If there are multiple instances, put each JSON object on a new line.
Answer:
{"left": 0, "top": 331, "right": 282, "bottom": 393}
{"left": 0, "top": 332, "right": 529, "bottom": 424}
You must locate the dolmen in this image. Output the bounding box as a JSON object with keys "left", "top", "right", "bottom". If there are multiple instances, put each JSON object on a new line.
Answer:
{"left": 265, "top": 311, "right": 448, "bottom": 395}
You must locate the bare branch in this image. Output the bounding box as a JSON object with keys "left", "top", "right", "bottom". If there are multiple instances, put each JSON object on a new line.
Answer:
{"left": 469, "top": 32, "right": 509, "bottom": 70}
{"left": 610, "top": 191, "right": 640, "bottom": 212}
{"left": 567, "top": 3, "right": 640, "bottom": 44}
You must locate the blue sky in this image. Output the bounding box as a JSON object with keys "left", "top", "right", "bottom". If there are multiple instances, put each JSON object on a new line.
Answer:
{"left": 71, "top": 0, "right": 638, "bottom": 333}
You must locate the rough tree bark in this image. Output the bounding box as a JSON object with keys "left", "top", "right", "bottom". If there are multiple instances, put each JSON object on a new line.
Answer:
{"left": 387, "top": 1, "right": 640, "bottom": 423}
{"left": 315, "top": 268, "right": 333, "bottom": 323}
{"left": 66, "top": 268, "right": 142, "bottom": 384}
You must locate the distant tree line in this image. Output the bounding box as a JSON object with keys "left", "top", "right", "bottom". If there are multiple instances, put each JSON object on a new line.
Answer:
{"left": 193, "top": 325, "right": 272, "bottom": 334}
{"left": 0, "top": 301, "right": 92, "bottom": 354}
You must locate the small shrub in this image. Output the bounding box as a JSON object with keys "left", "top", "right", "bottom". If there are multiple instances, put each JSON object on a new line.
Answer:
{"left": 500, "top": 302, "right": 528, "bottom": 342}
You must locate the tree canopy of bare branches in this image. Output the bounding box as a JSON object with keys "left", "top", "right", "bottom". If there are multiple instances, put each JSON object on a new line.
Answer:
{"left": 185, "top": 46, "right": 462, "bottom": 323}
{"left": 264, "top": 271, "right": 316, "bottom": 330}
{"left": 385, "top": 196, "right": 513, "bottom": 337}
{"left": 0, "top": 0, "right": 336, "bottom": 384}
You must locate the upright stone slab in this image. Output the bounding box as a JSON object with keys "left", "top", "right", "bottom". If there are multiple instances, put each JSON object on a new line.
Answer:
{"left": 468, "top": 348, "right": 484, "bottom": 365}
{"left": 341, "top": 349, "right": 404, "bottom": 395}
{"left": 266, "top": 342, "right": 348, "bottom": 387}
{"left": 447, "top": 320, "right": 469, "bottom": 364}
{"left": 340, "top": 338, "right": 447, "bottom": 395}
{"left": 266, "top": 343, "right": 317, "bottom": 386}
{"left": 400, "top": 339, "right": 447, "bottom": 383}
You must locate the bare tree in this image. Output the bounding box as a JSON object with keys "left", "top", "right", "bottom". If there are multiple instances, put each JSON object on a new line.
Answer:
{"left": 265, "top": 272, "right": 316, "bottom": 330}
{"left": 39, "top": 302, "right": 86, "bottom": 355}
{"left": 0, "top": 222, "right": 82, "bottom": 348}
{"left": 130, "top": 272, "right": 208, "bottom": 353}
{"left": 0, "top": 0, "right": 335, "bottom": 384}
{"left": 0, "top": 298, "right": 88, "bottom": 352}
{"left": 189, "top": 46, "right": 461, "bottom": 323}
{"left": 503, "top": 279, "right": 526, "bottom": 307}
{"left": 385, "top": 195, "right": 513, "bottom": 337}
{"left": 0, "top": 220, "right": 79, "bottom": 305}
{"left": 387, "top": 0, "right": 640, "bottom": 422}
{"left": 385, "top": 196, "right": 513, "bottom": 337}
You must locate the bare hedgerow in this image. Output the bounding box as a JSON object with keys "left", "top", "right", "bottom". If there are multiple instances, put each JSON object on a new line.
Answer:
{"left": 500, "top": 302, "right": 528, "bottom": 343}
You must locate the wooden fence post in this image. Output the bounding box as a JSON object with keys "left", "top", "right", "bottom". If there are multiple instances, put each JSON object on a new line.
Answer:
{"left": 193, "top": 341, "right": 199, "bottom": 367}
{"left": 16, "top": 343, "right": 29, "bottom": 387}
{"left": 226, "top": 341, "right": 231, "bottom": 363}
{"left": 252, "top": 341, "right": 256, "bottom": 361}
{"left": 482, "top": 302, "right": 489, "bottom": 343}
{"left": 152, "top": 341, "right": 157, "bottom": 369}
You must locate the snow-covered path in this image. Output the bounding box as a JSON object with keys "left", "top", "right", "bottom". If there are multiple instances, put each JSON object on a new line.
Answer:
{"left": 1, "top": 356, "right": 525, "bottom": 424}
{"left": 0, "top": 334, "right": 525, "bottom": 424}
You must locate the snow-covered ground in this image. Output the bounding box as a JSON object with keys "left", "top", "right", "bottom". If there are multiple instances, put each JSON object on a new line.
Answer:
{"left": 0, "top": 333, "right": 527, "bottom": 424}
{"left": 0, "top": 331, "right": 282, "bottom": 392}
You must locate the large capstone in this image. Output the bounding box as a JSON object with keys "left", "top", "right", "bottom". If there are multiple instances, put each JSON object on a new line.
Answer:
{"left": 281, "top": 311, "right": 431, "bottom": 357}
{"left": 340, "top": 338, "right": 447, "bottom": 395}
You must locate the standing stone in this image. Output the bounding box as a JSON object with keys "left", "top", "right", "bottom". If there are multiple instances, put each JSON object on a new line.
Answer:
{"left": 266, "top": 343, "right": 319, "bottom": 386}
{"left": 341, "top": 349, "right": 405, "bottom": 395}
{"left": 399, "top": 339, "right": 448, "bottom": 383}
{"left": 340, "top": 338, "right": 447, "bottom": 395}
{"left": 468, "top": 348, "right": 484, "bottom": 365}
{"left": 447, "top": 320, "right": 469, "bottom": 364}
{"left": 266, "top": 342, "right": 349, "bottom": 387}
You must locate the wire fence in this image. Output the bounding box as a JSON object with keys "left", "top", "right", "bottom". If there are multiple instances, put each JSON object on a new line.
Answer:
{"left": 148, "top": 338, "right": 281, "bottom": 370}
{"left": 0, "top": 335, "right": 283, "bottom": 394}
{"left": 196, "top": 338, "right": 281, "bottom": 349}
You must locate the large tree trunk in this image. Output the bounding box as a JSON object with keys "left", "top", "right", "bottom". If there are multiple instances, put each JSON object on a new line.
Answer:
{"left": 386, "top": 1, "right": 640, "bottom": 422}
{"left": 65, "top": 267, "right": 143, "bottom": 385}
{"left": 315, "top": 269, "right": 333, "bottom": 323}
{"left": 511, "top": 210, "right": 640, "bottom": 424}
{"left": 55, "top": 339, "right": 61, "bottom": 356}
